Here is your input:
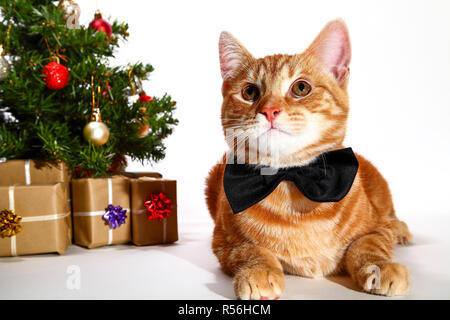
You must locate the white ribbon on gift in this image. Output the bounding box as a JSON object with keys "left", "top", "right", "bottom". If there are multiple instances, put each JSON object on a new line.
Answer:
{"left": 8, "top": 186, "right": 17, "bottom": 256}
{"left": 24, "top": 159, "right": 31, "bottom": 185}
{"left": 107, "top": 178, "right": 113, "bottom": 245}
{"left": 72, "top": 178, "right": 130, "bottom": 246}
{"left": 7, "top": 185, "right": 71, "bottom": 256}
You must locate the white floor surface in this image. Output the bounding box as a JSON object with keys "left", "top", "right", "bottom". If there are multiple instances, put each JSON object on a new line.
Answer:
{"left": 0, "top": 215, "right": 449, "bottom": 300}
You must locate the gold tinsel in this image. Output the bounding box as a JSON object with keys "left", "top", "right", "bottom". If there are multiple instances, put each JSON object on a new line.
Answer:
{"left": 0, "top": 209, "right": 22, "bottom": 238}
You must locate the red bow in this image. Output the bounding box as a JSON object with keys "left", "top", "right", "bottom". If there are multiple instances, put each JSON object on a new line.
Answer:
{"left": 144, "top": 192, "right": 172, "bottom": 221}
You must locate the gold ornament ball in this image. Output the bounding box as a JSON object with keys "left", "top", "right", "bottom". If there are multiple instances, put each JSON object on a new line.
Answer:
{"left": 58, "top": 0, "right": 80, "bottom": 29}
{"left": 83, "top": 121, "right": 110, "bottom": 146}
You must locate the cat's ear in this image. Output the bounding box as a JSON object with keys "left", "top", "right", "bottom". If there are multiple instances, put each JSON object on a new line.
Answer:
{"left": 219, "top": 31, "right": 253, "bottom": 80}
{"left": 305, "top": 19, "right": 351, "bottom": 84}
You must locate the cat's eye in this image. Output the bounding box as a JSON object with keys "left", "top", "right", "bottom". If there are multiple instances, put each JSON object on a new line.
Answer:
{"left": 291, "top": 80, "right": 312, "bottom": 98}
{"left": 241, "top": 84, "right": 260, "bottom": 102}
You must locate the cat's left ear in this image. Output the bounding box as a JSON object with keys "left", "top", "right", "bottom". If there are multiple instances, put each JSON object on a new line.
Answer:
{"left": 305, "top": 19, "right": 351, "bottom": 85}
{"left": 219, "top": 31, "right": 253, "bottom": 80}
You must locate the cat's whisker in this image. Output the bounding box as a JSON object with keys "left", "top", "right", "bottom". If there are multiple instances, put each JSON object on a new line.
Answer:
{"left": 223, "top": 126, "right": 246, "bottom": 132}
{"left": 223, "top": 124, "right": 258, "bottom": 130}
{"left": 222, "top": 123, "right": 254, "bottom": 127}
{"left": 224, "top": 127, "right": 252, "bottom": 137}
{"left": 222, "top": 119, "right": 254, "bottom": 123}
{"left": 221, "top": 116, "right": 248, "bottom": 119}
{"left": 222, "top": 119, "right": 255, "bottom": 124}
{"left": 223, "top": 111, "right": 248, "bottom": 116}
{"left": 221, "top": 114, "right": 248, "bottom": 118}
{"left": 226, "top": 127, "right": 257, "bottom": 141}
{"left": 225, "top": 132, "right": 256, "bottom": 143}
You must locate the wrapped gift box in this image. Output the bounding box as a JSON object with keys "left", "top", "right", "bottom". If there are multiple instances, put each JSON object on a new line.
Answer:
{"left": 71, "top": 176, "right": 131, "bottom": 248}
{"left": 0, "top": 159, "right": 71, "bottom": 186}
{"left": 0, "top": 183, "right": 72, "bottom": 256}
{"left": 130, "top": 177, "right": 178, "bottom": 246}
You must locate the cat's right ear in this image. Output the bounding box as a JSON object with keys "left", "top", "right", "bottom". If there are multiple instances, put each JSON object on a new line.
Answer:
{"left": 219, "top": 31, "right": 253, "bottom": 81}
{"left": 304, "top": 19, "right": 351, "bottom": 85}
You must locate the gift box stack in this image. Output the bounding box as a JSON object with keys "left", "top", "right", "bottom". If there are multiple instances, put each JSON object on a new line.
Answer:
{"left": 0, "top": 160, "right": 72, "bottom": 256}
{"left": 0, "top": 160, "right": 178, "bottom": 257}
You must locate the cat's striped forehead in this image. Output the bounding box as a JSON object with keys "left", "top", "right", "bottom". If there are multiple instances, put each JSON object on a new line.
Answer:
{"left": 243, "top": 54, "right": 306, "bottom": 96}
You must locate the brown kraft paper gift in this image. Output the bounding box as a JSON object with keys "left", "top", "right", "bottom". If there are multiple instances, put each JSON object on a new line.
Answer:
{"left": 0, "top": 183, "right": 72, "bottom": 256}
{"left": 0, "top": 159, "right": 71, "bottom": 186}
{"left": 131, "top": 177, "right": 178, "bottom": 246}
{"left": 72, "top": 176, "right": 131, "bottom": 248}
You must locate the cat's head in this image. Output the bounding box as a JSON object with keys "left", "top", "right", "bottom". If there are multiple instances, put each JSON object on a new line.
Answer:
{"left": 219, "top": 19, "right": 351, "bottom": 167}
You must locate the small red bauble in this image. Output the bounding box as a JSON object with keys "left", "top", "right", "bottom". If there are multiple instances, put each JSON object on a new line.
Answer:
{"left": 74, "top": 165, "right": 93, "bottom": 178}
{"left": 42, "top": 61, "right": 70, "bottom": 90}
{"left": 102, "top": 84, "right": 112, "bottom": 99}
{"left": 139, "top": 93, "right": 153, "bottom": 103}
{"left": 89, "top": 12, "right": 112, "bottom": 38}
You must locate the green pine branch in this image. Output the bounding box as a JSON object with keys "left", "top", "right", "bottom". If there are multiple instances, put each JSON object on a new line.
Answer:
{"left": 0, "top": 0, "right": 178, "bottom": 177}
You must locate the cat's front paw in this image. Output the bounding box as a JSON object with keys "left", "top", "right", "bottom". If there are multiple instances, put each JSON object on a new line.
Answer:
{"left": 358, "top": 262, "right": 410, "bottom": 296}
{"left": 233, "top": 266, "right": 285, "bottom": 300}
{"left": 392, "top": 220, "right": 413, "bottom": 245}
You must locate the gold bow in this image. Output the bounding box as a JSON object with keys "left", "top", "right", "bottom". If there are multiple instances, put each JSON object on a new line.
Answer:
{"left": 0, "top": 209, "right": 22, "bottom": 238}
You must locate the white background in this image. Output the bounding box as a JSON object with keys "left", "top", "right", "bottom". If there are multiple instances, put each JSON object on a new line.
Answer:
{"left": 2, "top": 0, "right": 450, "bottom": 301}
{"left": 76, "top": 0, "right": 450, "bottom": 223}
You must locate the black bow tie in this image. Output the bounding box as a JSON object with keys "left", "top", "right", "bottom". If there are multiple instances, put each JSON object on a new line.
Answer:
{"left": 223, "top": 148, "right": 359, "bottom": 214}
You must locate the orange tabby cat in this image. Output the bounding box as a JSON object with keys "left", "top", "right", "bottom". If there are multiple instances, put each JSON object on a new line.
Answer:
{"left": 205, "top": 19, "right": 412, "bottom": 299}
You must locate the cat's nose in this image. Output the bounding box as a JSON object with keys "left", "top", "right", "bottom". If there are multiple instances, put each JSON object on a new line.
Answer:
{"left": 260, "top": 106, "right": 281, "bottom": 122}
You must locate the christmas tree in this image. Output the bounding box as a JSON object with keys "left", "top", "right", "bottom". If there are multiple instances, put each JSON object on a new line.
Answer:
{"left": 0, "top": 0, "right": 178, "bottom": 177}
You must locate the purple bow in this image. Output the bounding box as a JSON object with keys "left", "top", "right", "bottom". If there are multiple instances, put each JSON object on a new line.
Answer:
{"left": 103, "top": 204, "right": 127, "bottom": 229}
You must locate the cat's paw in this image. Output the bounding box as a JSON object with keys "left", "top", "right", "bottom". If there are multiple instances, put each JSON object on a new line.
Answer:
{"left": 392, "top": 220, "right": 412, "bottom": 245}
{"left": 233, "top": 267, "right": 285, "bottom": 300}
{"left": 358, "top": 262, "right": 410, "bottom": 296}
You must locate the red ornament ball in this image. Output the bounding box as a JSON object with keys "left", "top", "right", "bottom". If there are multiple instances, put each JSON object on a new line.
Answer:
{"left": 42, "top": 61, "right": 70, "bottom": 90}
{"left": 89, "top": 13, "right": 112, "bottom": 38}
{"left": 102, "top": 84, "right": 112, "bottom": 99}
{"left": 139, "top": 93, "right": 153, "bottom": 103}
